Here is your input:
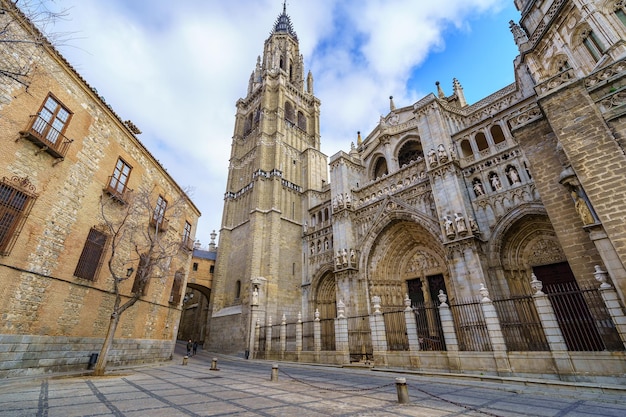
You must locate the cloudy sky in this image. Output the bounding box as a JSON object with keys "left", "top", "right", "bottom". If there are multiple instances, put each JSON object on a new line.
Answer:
{"left": 36, "top": 0, "right": 521, "bottom": 246}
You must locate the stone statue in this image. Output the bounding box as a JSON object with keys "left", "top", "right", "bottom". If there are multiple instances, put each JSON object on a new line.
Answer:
{"left": 572, "top": 190, "right": 595, "bottom": 225}
{"left": 473, "top": 180, "right": 484, "bottom": 197}
{"left": 350, "top": 249, "right": 356, "bottom": 265}
{"left": 491, "top": 174, "right": 502, "bottom": 191}
{"left": 437, "top": 144, "right": 448, "bottom": 162}
{"left": 332, "top": 196, "right": 338, "bottom": 211}
{"left": 469, "top": 217, "right": 479, "bottom": 232}
{"left": 345, "top": 192, "right": 352, "bottom": 208}
{"left": 336, "top": 250, "right": 342, "bottom": 267}
{"left": 342, "top": 248, "right": 348, "bottom": 265}
{"left": 252, "top": 287, "right": 259, "bottom": 305}
{"left": 303, "top": 221, "right": 308, "bottom": 233}
{"left": 509, "top": 167, "right": 520, "bottom": 184}
{"left": 443, "top": 216, "right": 455, "bottom": 237}
{"left": 455, "top": 213, "right": 467, "bottom": 234}
{"left": 337, "top": 193, "right": 344, "bottom": 208}
{"left": 428, "top": 148, "right": 437, "bottom": 165}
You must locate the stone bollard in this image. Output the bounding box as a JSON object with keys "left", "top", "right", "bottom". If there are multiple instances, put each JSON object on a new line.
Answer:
{"left": 270, "top": 364, "right": 279, "bottom": 382}
{"left": 210, "top": 357, "right": 219, "bottom": 371}
{"left": 395, "top": 377, "right": 409, "bottom": 404}
{"left": 182, "top": 356, "right": 189, "bottom": 365}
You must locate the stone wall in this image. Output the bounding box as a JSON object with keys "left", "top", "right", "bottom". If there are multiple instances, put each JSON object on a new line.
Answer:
{"left": 0, "top": 334, "right": 174, "bottom": 378}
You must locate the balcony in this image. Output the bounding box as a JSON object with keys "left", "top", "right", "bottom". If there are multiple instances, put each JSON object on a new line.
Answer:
{"left": 104, "top": 177, "right": 133, "bottom": 204}
{"left": 19, "top": 114, "right": 73, "bottom": 160}
{"left": 181, "top": 237, "right": 194, "bottom": 251}
{"left": 150, "top": 215, "right": 169, "bottom": 232}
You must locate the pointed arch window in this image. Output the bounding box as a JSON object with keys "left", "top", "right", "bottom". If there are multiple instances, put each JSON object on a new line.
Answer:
{"left": 373, "top": 157, "right": 388, "bottom": 179}
{"left": 284, "top": 101, "right": 295, "bottom": 123}
{"left": 397, "top": 140, "right": 423, "bottom": 167}
{"left": 614, "top": 1, "right": 626, "bottom": 26}
{"left": 297, "top": 111, "right": 307, "bottom": 131}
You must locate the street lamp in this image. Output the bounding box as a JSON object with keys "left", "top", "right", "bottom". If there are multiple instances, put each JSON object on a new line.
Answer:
{"left": 183, "top": 292, "right": 194, "bottom": 303}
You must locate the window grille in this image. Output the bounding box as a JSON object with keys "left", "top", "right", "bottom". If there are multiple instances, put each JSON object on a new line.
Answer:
{"left": 73, "top": 228, "right": 108, "bottom": 280}
{"left": 0, "top": 176, "right": 37, "bottom": 255}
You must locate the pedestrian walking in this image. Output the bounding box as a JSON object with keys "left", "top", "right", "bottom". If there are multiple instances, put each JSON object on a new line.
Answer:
{"left": 193, "top": 341, "right": 198, "bottom": 356}
{"left": 186, "top": 339, "right": 192, "bottom": 357}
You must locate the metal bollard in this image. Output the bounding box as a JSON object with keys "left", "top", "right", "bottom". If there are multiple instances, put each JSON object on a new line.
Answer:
{"left": 182, "top": 356, "right": 189, "bottom": 365}
{"left": 210, "top": 357, "right": 219, "bottom": 371}
{"left": 395, "top": 377, "right": 409, "bottom": 404}
{"left": 270, "top": 364, "right": 279, "bottom": 381}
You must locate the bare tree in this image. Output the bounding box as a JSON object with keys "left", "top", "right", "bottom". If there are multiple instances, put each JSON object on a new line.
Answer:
{"left": 92, "top": 186, "right": 189, "bottom": 376}
{"left": 0, "top": 0, "right": 69, "bottom": 88}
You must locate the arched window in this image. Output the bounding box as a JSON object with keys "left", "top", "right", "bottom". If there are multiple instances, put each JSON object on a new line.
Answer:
{"left": 243, "top": 113, "right": 253, "bottom": 136}
{"left": 615, "top": 1, "right": 626, "bottom": 26}
{"left": 373, "top": 157, "right": 388, "bottom": 179}
{"left": 284, "top": 101, "right": 295, "bottom": 122}
{"left": 397, "top": 140, "right": 423, "bottom": 167}
{"left": 491, "top": 125, "right": 506, "bottom": 145}
{"left": 475, "top": 132, "right": 488, "bottom": 151}
{"left": 297, "top": 111, "right": 307, "bottom": 131}
{"left": 460, "top": 139, "right": 473, "bottom": 158}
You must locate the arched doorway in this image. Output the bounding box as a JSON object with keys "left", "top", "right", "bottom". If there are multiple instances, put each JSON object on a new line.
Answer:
{"left": 315, "top": 272, "right": 336, "bottom": 351}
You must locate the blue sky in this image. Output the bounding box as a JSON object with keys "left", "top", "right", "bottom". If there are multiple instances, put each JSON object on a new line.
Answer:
{"left": 34, "top": 0, "right": 521, "bottom": 246}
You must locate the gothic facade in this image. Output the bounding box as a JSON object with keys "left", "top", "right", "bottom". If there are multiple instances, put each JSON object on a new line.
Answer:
{"left": 208, "top": 1, "right": 626, "bottom": 382}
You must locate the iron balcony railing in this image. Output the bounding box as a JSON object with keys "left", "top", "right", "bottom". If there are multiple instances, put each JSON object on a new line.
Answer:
{"left": 104, "top": 176, "right": 133, "bottom": 204}
{"left": 19, "top": 114, "right": 73, "bottom": 159}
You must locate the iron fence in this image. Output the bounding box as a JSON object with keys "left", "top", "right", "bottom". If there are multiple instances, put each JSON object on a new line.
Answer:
{"left": 347, "top": 315, "right": 372, "bottom": 362}
{"left": 413, "top": 301, "right": 446, "bottom": 351}
{"left": 492, "top": 295, "right": 549, "bottom": 351}
{"left": 382, "top": 310, "right": 409, "bottom": 351}
{"left": 450, "top": 298, "right": 492, "bottom": 351}
{"left": 302, "top": 320, "right": 314, "bottom": 351}
{"left": 545, "top": 281, "right": 624, "bottom": 351}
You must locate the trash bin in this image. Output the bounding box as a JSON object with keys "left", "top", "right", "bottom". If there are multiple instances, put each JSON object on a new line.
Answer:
{"left": 87, "top": 353, "right": 98, "bottom": 370}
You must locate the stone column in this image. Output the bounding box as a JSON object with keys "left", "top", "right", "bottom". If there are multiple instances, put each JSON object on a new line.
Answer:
{"left": 296, "top": 312, "right": 303, "bottom": 359}
{"left": 530, "top": 274, "right": 575, "bottom": 377}
{"left": 478, "top": 284, "right": 511, "bottom": 375}
{"left": 313, "top": 309, "right": 321, "bottom": 362}
{"left": 334, "top": 300, "right": 350, "bottom": 364}
{"left": 253, "top": 318, "right": 260, "bottom": 359}
{"left": 404, "top": 294, "right": 421, "bottom": 369}
{"left": 404, "top": 295, "right": 420, "bottom": 352}
{"left": 438, "top": 290, "right": 460, "bottom": 371}
{"left": 369, "top": 296, "right": 387, "bottom": 365}
{"left": 595, "top": 266, "right": 626, "bottom": 349}
{"left": 265, "top": 316, "right": 273, "bottom": 360}
{"left": 280, "top": 314, "right": 287, "bottom": 359}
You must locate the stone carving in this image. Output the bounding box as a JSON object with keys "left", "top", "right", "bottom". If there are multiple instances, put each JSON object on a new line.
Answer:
{"left": 455, "top": 213, "right": 467, "bottom": 235}
{"left": 428, "top": 148, "right": 437, "bottom": 166}
{"left": 490, "top": 174, "right": 502, "bottom": 191}
{"left": 530, "top": 273, "right": 543, "bottom": 295}
{"left": 345, "top": 192, "right": 352, "bottom": 208}
{"left": 337, "top": 299, "right": 345, "bottom": 318}
{"left": 479, "top": 283, "right": 491, "bottom": 302}
{"left": 438, "top": 290, "right": 448, "bottom": 306}
{"left": 372, "top": 295, "right": 381, "bottom": 313}
{"left": 469, "top": 217, "right": 479, "bottom": 233}
{"left": 252, "top": 286, "right": 259, "bottom": 305}
{"left": 342, "top": 248, "right": 348, "bottom": 265}
{"left": 571, "top": 190, "right": 595, "bottom": 225}
{"left": 593, "top": 265, "right": 611, "bottom": 289}
{"left": 335, "top": 250, "right": 342, "bottom": 267}
{"left": 508, "top": 167, "right": 520, "bottom": 184}
{"left": 350, "top": 249, "right": 356, "bottom": 266}
{"left": 337, "top": 193, "right": 344, "bottom": 208}
{"left": 332, "top": 196, "right": 338, "bottom": 211}
{"left": 303, "top": 221, "right": 308, "bottom": 233}
{"left": 473, "top": 180, "right": 485, "bottom": 197}
{"left": 437, "top": 144, "right": 448, "bottom": 163}
{"left": 443, "top": 215, "right": 455, "bottom": 238}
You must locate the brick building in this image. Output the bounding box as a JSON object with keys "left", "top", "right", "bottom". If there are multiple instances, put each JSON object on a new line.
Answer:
{"left": 208, "top": 1, "right": 626, "bottom": 382}
{"left": 0, "top": 1, "right": 200, "bottom": 376}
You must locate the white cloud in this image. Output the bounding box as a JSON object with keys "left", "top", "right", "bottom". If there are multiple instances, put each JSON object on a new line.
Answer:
{"left": 40, "top": 0, "right": 515, "bottom": 246}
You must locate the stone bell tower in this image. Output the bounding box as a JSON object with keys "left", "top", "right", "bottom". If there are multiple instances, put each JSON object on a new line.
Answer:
{"left": 207, "top": 3, "right": 327, "bottom": 354}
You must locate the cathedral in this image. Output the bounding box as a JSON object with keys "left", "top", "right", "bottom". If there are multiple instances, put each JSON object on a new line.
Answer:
{"left": 207, "top": 1, "right": 626, "bottom": 382}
